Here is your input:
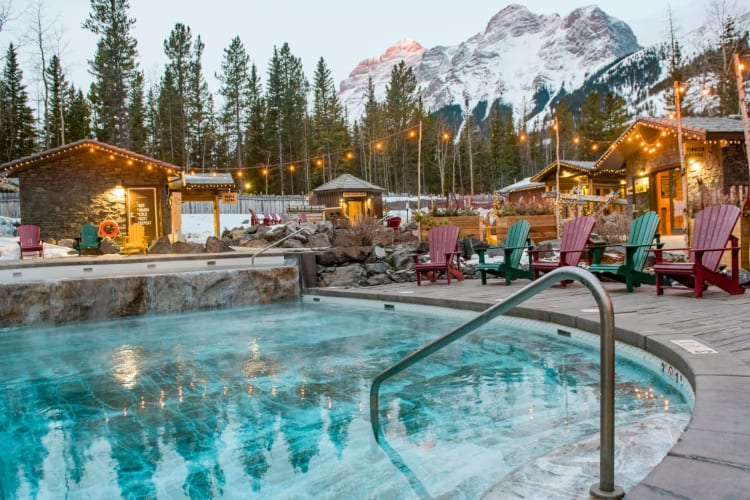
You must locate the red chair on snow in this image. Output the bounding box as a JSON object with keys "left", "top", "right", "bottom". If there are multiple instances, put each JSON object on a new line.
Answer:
{"left": 17, "top": 224, "right": 44, "bottom": 259}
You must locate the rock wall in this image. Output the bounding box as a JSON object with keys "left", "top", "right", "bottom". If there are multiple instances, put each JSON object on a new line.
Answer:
{"left": 0, "top": 266, "right": 299, "bottom": 328}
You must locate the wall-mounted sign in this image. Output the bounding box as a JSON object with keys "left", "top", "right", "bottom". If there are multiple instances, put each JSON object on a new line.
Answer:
{"left": 127, "top": 187, "right": 158, "bottom": 242}
{"left": 634, "top": 177, "right": 649, "bottom": 194}
{"left": 221, "top": 192, "right": 238, "bottom": 204}
{"left": 343, "top": 192, "right": 367, "bottom": 198}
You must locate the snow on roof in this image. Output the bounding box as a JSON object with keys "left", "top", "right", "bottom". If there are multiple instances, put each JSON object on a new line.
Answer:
{"left": 312, "top": 173, "right": 385, "bottom": 192}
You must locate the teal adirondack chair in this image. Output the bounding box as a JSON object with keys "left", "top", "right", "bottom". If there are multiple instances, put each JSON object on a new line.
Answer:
{"left": 588, "top": 211, "right": 661, "bottom": 292}
{"left": 76, "top": 223, "right": 102, "bottom": 255}
{"left": 475, "top": 219, "right": 533, "bottom": 285}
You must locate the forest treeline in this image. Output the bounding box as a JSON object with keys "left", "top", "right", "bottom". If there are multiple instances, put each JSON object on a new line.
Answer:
{"left": 0, "top": 0, "right": 747, "bottom": 195}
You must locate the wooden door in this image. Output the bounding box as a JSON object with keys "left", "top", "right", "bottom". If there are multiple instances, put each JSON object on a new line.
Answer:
{"left": 655, "top": 170, "right": 683, "bottom": 235}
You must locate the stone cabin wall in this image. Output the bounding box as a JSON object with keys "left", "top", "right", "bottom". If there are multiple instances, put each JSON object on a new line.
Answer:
{"left": 18, "top": 151, "right": 172, "bottom": 242}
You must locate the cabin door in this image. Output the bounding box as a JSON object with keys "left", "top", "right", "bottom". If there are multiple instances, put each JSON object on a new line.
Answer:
{"left": 655, "top": 169, "right": 683, "bottom": 235}
{"left": 348, "top": 200, "right": 363, "bottom": 225}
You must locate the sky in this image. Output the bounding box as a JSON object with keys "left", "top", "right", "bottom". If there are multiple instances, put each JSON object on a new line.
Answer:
{"left": 0, "top": 0, "right": 715, "bottom": 98}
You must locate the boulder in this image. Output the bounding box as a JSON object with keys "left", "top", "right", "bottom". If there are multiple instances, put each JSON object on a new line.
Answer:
{"left": 171, "top": 241, "right": 206, "bottom": 254}
{"left": 148, "top": 236, "right": 173, "bottom": 254}
{"left": 99, "top": 237, "right": 119, "bottom": 254}
{"left": 205, "top": 236, "right": 233, "bottom": 253}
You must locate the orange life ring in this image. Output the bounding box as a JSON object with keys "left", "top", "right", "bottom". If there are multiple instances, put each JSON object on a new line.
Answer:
{"left": 99, "top": 219, "right": 120, "bottom": 238}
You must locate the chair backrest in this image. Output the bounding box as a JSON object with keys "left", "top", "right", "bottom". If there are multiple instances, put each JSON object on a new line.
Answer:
{"left": 386, "top": 217, "right": 401, "bottom": 229}
{"left": 249, "top": 208, "right": 260, "bottom": 226}
{"left": 80, "top": 223, "right": 100, "bottom": 247}
{"left": 128, "top": 223, "right": 145, "bottom": 245}
{"left": 427, "top": 225, "right": 460, "bottom": 264}
{"left": 17, "top": 224, "right": 41, "bottom": 247}
{"left": 627, "top": 211, "right": 660, "bottom": 272}
{"left": 263, "top": 213, "right": 273, "bottom": 226}
{"left": 504, "top": 219, "right": 531, "bottom": 268}
{"left": 692, "top": 204, "right": 740, "bottom": 271}
{"left": 298, "top": 213, "right": 308, "bottom": 223}
{"left": 560, "top": 216, "right": 596, "bottom": 266}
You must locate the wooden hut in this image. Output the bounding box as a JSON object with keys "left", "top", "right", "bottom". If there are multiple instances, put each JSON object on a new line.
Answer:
{"left": 310, "top": 174, "right": 386, "bottom": 224}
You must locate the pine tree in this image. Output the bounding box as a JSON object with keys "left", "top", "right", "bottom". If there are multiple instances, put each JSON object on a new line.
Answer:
{"left": 187, "top": 35, "right": 215, "bottom": 171}
{"left": 312, "top": 57, "right": 349, "bottom": 188}
{"left": 217, "top": 36, "right": 251, "bottom": 170}
{"left": 161, "top": 23, "right": 192, "bottom": 166}
{"left": 265, "top": 43, "right": 309, "bottom": 193}
{"left": 489, "top": 104, "right": 521, "bottom": 189}
{"left": 45, "top": 54, "right": 67, "bottom": 147}
{"left": 128, "top": 71, "right": 146, "bottom": 152}
{"left": 384, "top": 61, "right": 419, "bottom": 193}
{"left": 359, "top": 77, "right": 383, "bottom": 185}
{"left": 578, "top": 92, "right": 605, "bottom": 160}
{"left": 66, "top": 87, "right": 91, "bottom": 142}
{"left": 84, "top": 0, "right": 139, "bottom": 146}
{"left": 0, "top": 43, "right": 36, "bottom": 162}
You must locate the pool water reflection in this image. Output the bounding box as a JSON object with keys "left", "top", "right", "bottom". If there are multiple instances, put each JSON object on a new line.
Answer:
{"left": 0, "top": 299, "right": 692, "bottom": 499}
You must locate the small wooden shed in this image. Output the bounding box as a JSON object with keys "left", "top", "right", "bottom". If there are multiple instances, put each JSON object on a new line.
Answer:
{"left": 0, "top": 139, "right": 182, "bottom": 243}
{"left": 310, "top": 174, "right": 385, "bottom": 224}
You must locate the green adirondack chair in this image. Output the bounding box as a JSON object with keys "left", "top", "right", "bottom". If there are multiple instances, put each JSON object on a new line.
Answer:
{"left": 588, "top": 211, "right": 661, "bottom": 292}
{"left": 76, "top": 223, "right": 102, "bottom": 256}
{"left": 475, "top": 219, "right": 533, "bottom": 285}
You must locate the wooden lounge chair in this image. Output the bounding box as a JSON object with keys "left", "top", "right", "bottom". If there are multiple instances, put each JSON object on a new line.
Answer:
{"left": 76, "top": 223, "right": 103, "bottom": 256}
{"left": 249, "top": 208, "right": 261, "bottom": 226}
{"left": 588, "top": 211, "right": 661, "bottom": 292}
{"left": 17, "top": 224, "right": 44, "bottom": 259}
{"left": 531, "top": 216, "right": 595, "bottom": 287}
{"left": 263, "top": 212, "right": 274, "bottom": 226}
{"left": 122, "top": 222, "right": 148, "bottom": 255}
{"left": 475, "top": 219, "right": 533, "bottom": 286}
{"left": 413, "top": 224, "right": 464, "bottom": 285}
{"left": 298, "top": 212, "right": 308, "bottom": 223}
{"left": 386, "top": 217, "right": 401, "bottom": 230}
{"left": 653, "top": 204, "right": 745, "bottom": 298}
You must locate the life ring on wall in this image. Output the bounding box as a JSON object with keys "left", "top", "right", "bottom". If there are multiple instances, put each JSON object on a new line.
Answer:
{"left": 99, "top": 219, "right": 120, "bottom": 238}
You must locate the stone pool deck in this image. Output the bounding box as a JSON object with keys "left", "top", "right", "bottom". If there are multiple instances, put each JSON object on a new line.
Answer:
{"left": 308, "top": 276, "right": 750, "bottom": 499}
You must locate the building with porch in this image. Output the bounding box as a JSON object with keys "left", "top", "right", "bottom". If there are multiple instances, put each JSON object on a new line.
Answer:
{"left": 594, "top": 116, "right": 748, "bottom": 236}
{"left": 309, "top": 174, "right": 385, "bottom": 224}
{"left": 0, "top": 139, "right": 183, "bottom": 243}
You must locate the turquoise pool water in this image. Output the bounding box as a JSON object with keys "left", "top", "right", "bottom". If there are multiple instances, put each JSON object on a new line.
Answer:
{"left": 0, "top": 298, "right": 692, "bottom": 499}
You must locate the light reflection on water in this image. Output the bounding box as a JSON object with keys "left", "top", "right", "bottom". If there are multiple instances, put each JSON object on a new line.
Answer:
{"left": 0, "top": 300, "right": 692, "bottom": 499}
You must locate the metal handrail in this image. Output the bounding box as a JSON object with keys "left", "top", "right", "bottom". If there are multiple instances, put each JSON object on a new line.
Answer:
{"left": 369, "top": 266, "right": 624, "bottom": 499}
{"left": 251, "top": 226, "right": 309, "bottom": 266}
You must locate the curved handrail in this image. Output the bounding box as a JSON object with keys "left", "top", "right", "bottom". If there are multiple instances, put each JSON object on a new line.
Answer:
{"left": 369, "top": 266, "right": 624, "bottom": 498}
{"left": 251, "top": 226, "right": 309, "bottom": 266}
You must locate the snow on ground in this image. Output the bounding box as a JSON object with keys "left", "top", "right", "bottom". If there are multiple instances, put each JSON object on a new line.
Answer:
{"left": 0, "top": 214, "right": 254, "bottom": 261}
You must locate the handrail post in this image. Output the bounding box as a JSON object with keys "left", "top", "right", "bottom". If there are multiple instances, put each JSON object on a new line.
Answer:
{"left": 369, "top": 266, "right": 624, "bottom": 499}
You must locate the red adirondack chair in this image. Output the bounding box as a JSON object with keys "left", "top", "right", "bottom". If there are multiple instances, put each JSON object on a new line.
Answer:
{"left": 298, "top": 213, "right": 308, "bottom": 223}
{"left": 386, "top": 217, "right": 401, "bottom": 230}
{"left": 413, "top": 225, "right": 464, "bottom": 285}
{"left": 653, "top": 204, "right": 745, "bottom": 298}
{"left": 531, "top": 216, "right": 595, "bottom": 287}
{"left": 249, "top": 208, "right": 261, "bottom": 226}
{"left": 17, "top": 224, "right": 44, "bottom": 259}
{"left": 262, "top": 212, "right": 274, "bottom": 226}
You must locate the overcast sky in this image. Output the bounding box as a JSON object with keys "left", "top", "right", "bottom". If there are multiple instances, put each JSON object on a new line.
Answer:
{"left": 0, "top": 0, "right": 716, "bottom": 95}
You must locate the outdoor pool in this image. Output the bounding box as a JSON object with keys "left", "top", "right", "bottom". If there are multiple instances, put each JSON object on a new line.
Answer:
{"left": 0, "top": 297, "right": 693, "bottom": 499}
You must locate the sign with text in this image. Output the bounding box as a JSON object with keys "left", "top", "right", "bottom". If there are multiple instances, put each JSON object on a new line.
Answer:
{"left": 127, "top": 187, "right": 158, "bottom": 243}
{"left": 221, "top": 191, "right": 238, "bottom": 204}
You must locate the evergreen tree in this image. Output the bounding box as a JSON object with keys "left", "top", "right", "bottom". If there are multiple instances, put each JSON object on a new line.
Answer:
{"left": 0, "top": 43, "right": 36, "bottom": 162}
{"left": 578, "top": 92, "right": 605, "bottom": 160}
{"left": 84, "top": 0, "right": 139, "bottom": 146}
{"left": 187, "top": 35, "right": 215, "bottom": 171}
{"left": 662, "top": 4, "right": 685, "bottom": 113}
{"left": 312, "top": 57, "right": 349, "bottom": 187}
{"left": 217, "top": 36, "right": 250, "bottom": 170}
{"left": 265, "top": 43, "right": 309, "bottom": 194}
{"left": 161, "top": 23, "right": 193, "bottom": 166}
{"left": 244, "top": 63, "right": 266, "bottom": 188}
{"left": 66, "top": 87, "right": 91, "bottom": 142}
{"left": 359, "top": 77, "right": 383, "bottom": 185}
{"left": 45, "top": 54, "right": 67, "bottom": 147}
{"left": 489, "top": 105, "right": 521, "bottom": 189}
{"left": 383, "top": 61, "right": 419, "bottom": 193}
{"left": 128, "top": 71, "right": 146, "bottom": 152}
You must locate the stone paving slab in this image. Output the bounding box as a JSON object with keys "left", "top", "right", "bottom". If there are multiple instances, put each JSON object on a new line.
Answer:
{"left": 307, "top": 273, "right": 750, "bottom": 499}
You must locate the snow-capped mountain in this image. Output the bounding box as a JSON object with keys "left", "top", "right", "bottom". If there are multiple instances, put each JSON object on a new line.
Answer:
{"left": 338, "top": 4, "right": 641, "bottom": 122}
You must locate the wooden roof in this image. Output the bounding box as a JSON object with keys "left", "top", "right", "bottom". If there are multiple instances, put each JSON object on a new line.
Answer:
{"left": 313, "top": 173, "right": 385, "bottom": 193}
{"left": 0, "top": 139, "right": 183, "bottom": 177}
